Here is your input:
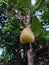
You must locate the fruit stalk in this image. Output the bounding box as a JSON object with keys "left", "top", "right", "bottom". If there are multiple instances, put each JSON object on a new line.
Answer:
{"left": 27, "top": 43, "right": 35, "bottom": 65}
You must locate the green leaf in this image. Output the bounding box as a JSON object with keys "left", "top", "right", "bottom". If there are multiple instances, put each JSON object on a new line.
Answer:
{"left": 31, "top": 16, "right": 42, "bottom": 36}
{"left": 17, "top": 0, "right": 31, "bottom": 9}
{"left": 0, "top": 0, "right": 4, "bottom": 2}
{"left": 22, "top": 0, "right": 31, "bottom": 8}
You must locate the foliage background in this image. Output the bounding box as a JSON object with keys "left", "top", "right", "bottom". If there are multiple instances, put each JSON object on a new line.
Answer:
{"left": 0, "top": 0, "right": 49, "bottom": 65}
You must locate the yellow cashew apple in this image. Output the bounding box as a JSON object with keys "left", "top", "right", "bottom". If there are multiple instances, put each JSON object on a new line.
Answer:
{"left": 20, "top": 27, "right": 35, "bottom": 45}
